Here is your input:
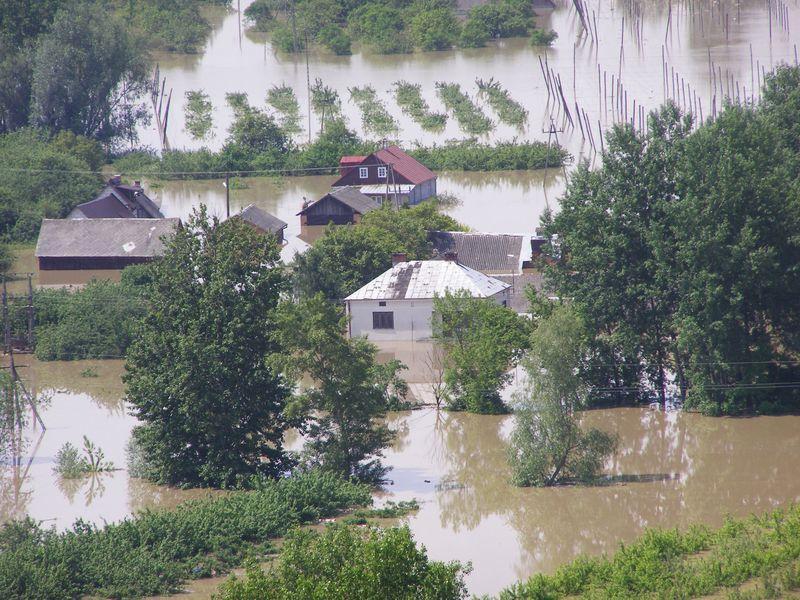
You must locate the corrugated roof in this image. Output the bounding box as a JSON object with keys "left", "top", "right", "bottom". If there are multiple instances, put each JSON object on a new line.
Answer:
{"left": 299, "top": 187, "right": 379, "bottom": 216}
{"left": 359, "top": 184, "right": 414, "bottom": 194}
{"left": 237, "top": 204, "right": 287, "bottom": 233}
{"left": 428, "top": 231, "right": 527, "bottom": 274}
{"left": 35, "top": 218, "right": 179, "bottom": 258}
{"left": 345, "top": 260, "right": 509, "bottom": 301}
{"left": 374, "top": 146, "right": 436, "bottom": 185}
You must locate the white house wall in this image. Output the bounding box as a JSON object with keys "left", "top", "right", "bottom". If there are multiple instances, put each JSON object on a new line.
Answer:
{"left": 346, "top": 288, "right": 510, "bottom": 342}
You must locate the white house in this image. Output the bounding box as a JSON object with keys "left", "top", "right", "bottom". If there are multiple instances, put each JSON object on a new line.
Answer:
{"left": 344, "top": 253, "right": 511, "bottom": 341}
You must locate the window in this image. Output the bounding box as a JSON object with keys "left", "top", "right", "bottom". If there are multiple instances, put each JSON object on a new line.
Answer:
{"left": 372, "top": 311, "right": 394, "bottom": 329}
{"left": 359, "top": 167, "right": 368, "bottom": 179}
{"left": 377, "top": 166, "right": 387, "bottom": 178}
{"left": 378, "top": 301, "right": 386, "bottom": 307}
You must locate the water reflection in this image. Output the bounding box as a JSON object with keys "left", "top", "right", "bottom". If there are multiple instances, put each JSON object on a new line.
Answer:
{"left": 381, "top": 407, "right": 800, "bottom": 595}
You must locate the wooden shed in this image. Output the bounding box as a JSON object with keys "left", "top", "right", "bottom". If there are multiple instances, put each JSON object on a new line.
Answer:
{"left": 297, "top": 187, "right": 379, "bottom": 242}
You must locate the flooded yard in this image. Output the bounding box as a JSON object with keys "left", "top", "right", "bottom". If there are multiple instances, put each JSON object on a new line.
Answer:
{"left": 3, "top": 358, "right": 800, "bottom": 596}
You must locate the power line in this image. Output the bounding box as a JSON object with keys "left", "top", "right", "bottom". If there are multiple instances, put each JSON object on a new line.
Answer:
{"left": 0, "top": 163, "right": 349, "bottom": 177}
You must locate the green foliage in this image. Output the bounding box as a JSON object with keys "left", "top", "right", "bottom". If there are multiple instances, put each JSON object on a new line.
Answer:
{"left": 0, "top": 129, "right": 100, "bottom": 240}
{"left": 0, "top": 245, "right": 13, "bottom": 273}
{"left": 266, "top": 84, "right": 302, "bottom": 136}
{"left": 276, "top": 295, "right": 396, "bottom": 483}
{"left": 317, "top": 23, "right": 352, "bottom": 55}
{"left": 500, "top": 506, "right": 800, "bottom": 598}
{"left": 226, "top": 107, "right": 289, "bottom": 157}
{"left": 293, "top": 203, "right": 465, "bottom": 300}
{"left": 30, "top": 2, "right": 149, "bottom": 145}
{"left": 244, "top": 0, "right": 273, "bottom": 31}
{"left": 54, "top": 436, "right": 116, "bottom": 478}
{"left": 409, "top": 139, "right": 568, "bottom": 171}
{"left": 125, "top": 208, "right": 294, "bottom": 488}
{"left": 184, "top": 89, "right": 214, "bottom": 140}
{"left": 33, "top": 278, "right": 145, "bottom": 360}
{"left": 311, "top": 78, "right": 343, "bottom": 133}
{"left": 393, "top": 81, "right": 448, "bottom": 131}
{"left": 353, "top": 499, "right": 420, "bottom": 519}
{"left": 118, "top": 0, "right": 217, "bottom": 53}
{"left": 0, "top": 472, "right": 370, "bottom": 598}
{"left": 463, "top": 0, "right": 534, "bottom": 41}
{"left": 530, "top": 28, "right": 558, "bottom": 46}
{"left": 226, "top": 91, "right": 251, "bottom": 117}
{"left": 348, "top": 4, "right": 411, "bottom": 54}
{"left": 543, "top": 69, "right": 800, "bottom": 415}
{"left": 432, "top": 291, "right": 530, "bottom": 414}
{"left": 476, "top": 77, "right": 527, "bottom": 127}
{"left": 349, "top": 86, "right": 399, "bottom": 137}
{"left": 218, "top": 524, "right": 469, "bottom": 599}
{"left": 508, "top": 305, "right": 618, "bottom": 486}
{"left": 409, "top": 8, "right": 460, "bottom": 51}
{"left": 435, "top": 82, "right": 494, "bottom": 136}
{"left": 271, "top": 22, "right": 305, "bottom": 53}
{"left": 459, "top": 18, "right": 491, "bottom": 48}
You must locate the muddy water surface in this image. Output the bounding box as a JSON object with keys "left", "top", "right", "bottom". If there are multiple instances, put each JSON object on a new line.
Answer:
{"left": 3, "top": 359, "right": 800, "bottom": 596}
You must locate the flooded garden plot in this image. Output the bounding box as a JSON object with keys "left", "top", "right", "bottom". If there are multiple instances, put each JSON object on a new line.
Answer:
{"left": 3, "top": 356, "right": 800, "bottom": 596}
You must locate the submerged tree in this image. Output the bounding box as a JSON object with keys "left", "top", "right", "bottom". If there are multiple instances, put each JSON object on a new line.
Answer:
{"left": 276, "top": 294, "right": 399, "bottom": 483}
{"left": 184, "top": 89, "right": 214, "bottom": 140}
{"left": 432, "top": 291, "right": 530, "bottom": 414}
{"left": 509, "top": 305, "right": 617, "bottom": 487}
{"left": 310, "top": 78, "right": 342, "bottom": 134}
{"left": 125, "top": 207, "right": 294, "bottom": 488}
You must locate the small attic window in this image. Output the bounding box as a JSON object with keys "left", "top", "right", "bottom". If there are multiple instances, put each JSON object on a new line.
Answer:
{"left": 359, "top": 167, "right": 368, "bottom": 179}
{"left": 377, "top": 166, "right": 387, "bottom": 178}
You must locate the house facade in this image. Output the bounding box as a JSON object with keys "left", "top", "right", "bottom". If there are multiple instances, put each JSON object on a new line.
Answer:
{"left": 344, "top": 254, "right": 510, "bottom": 342}
{"left": 331, "top": 146, "right": 437, "bottom": 206}
{"left": 68, "top": 176, "right": 163, "bottom": 219}
{"left": 35, "top": 218, "right": 179, "bottom": 287}
{"left": 297, "top": 187, "right": 378, "bottom": 242}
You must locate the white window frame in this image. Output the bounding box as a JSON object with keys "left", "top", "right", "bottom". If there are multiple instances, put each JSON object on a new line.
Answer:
{"left": 359, "top": 167, "right": 369, "bottom": 179}
{"left": 377, "top": 166, "right": 387, "bottom": 178}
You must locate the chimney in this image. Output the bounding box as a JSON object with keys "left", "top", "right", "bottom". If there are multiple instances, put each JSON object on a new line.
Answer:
{"left": 443, "top": 251, "right": 458, "bottom": 262}
{"left": 391, "top": 252, "right": 407, "bottom": 265}
{"left": 109, "top": 175, "right": 122, "bottom": 186}
{"left": 301, "top": 196, "right": 309, "bottom": 210}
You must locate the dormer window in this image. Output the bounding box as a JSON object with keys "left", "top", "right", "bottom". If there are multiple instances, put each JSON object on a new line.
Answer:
{"left": 359, "top": 167, "right": 368, "bottom": 179}
{"left": 377, "top": 166, "right": 387, "bottom": 178}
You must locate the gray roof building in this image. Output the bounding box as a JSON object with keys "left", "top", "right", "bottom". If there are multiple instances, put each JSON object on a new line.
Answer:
{"left": 36, "top": 218, "right": 179, "bottom": 259}
{"left": 298, "top": 187, "right": 379, "bottom": 224}
{"left": 235, "top": 204, "right": 288, "bottom": 235}
{"left": 68, "top": 176, "right": 163, "bottom": 220}
{"left": 428, "top": 231, "right": 530, "bottom": 275}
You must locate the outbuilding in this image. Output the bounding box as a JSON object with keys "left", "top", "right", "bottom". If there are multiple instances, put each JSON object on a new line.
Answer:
{"left": 344, "top": 253, "right": 510, "bottom": 341}
{"left": 233, "top": 204, "right": 288, "bottom": 244}
{"left": 297, "top": 187, "right": 379, "bottom": 242}
{"left": 68, "top": 176, "right": 163, "bottom": 219}
{"left": 35, "top": 218, "right": 179, "bottom": 287}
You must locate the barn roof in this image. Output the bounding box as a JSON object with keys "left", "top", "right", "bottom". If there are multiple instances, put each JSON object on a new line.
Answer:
{"left": 68, "top": 178, "right": 163, "bottom": 219}
{"left": 298, "top": 187, "right": 379, "bottom": 216}
{"left": 373, "top": 146, "right": 436, "bottom": 184}
{"left": 428, "top": 231, "right": 528, "bottom": 274}
{"left": 36, "top": 218, "right": 179, "bottom": 258}
{"left": 236, "top": 204, "right": 287, "bottom": 233}
{"left": 345, "top": 260, "right": 509, "bottom": 301}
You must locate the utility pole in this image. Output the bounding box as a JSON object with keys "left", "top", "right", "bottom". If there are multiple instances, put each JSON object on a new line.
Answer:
{"left": 225, "top": 172, "right": 230, "bottom": 218}
{"left": 2, "top": 277, "right": 9, "bottom": 355}
{"left": 26, "top": 274, "right": 33, "bottom": 350}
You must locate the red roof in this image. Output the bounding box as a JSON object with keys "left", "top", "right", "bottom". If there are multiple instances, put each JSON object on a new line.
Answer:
{"left": 374, "top": 146, "right": 436, "bottom": 184}
{"left": 340, "top": 155, "right": 366, "bottom": 165}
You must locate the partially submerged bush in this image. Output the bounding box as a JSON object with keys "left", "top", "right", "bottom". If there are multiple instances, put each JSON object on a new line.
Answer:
{"left": 530, "top": 28, "right": 558, "bottom": 46}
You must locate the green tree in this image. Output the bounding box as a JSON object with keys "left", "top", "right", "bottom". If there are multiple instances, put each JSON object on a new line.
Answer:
{"left": 125, "top": 207, "right": 294, "bottom": 487}
{"left": 227, "top": 108, "right": 288, "bottom": 155}
{"left": 310, "top": 79, "right": 342, "bottom": 134}
{"left": 30, "top": 2, "right": 149, "bottom": 145}
{"left": 0, "top": 41, "right": 33, "bottom": 134}
{"left": 508, "top": 305, "right": 618, "bottom": 487}
{"left": 218, "top": 525, "right": 469, "bottom": 599}
{"left": 409, "top": 8, "right": 460, "bottom": 51}
{"left": 432, "top": 291, "right": 530, "bottom": 414}
{"left": 276, "top": 295, "right": 397, "bottom": 483}
{"left": 184, "top": 89, "right": 214, "bottom": 140}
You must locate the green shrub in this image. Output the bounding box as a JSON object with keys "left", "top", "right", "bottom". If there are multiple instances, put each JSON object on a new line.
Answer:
{"left": 530, "top": 28, "right": 558, "bottom": 46}
{"left": 476, "top": 77, "right": 528, "bottom": 127}
{"left": 393, "top": 81, "right": 448, "bottom": 131}
{"left": 244, "top": 0, "right": 273, "bottom": 31}
{"left": 218, "top": 524, "right": 470, "bottom": 599}
{"left": 0, "top": 471, "right": 370, "bottom": 598}
{"left": 271, "top": 22, "right": 305, "bottom": 53}
{"left": 435, "top": 82, "right": 494, "bottom": 135}
{"left": 409, "top": 139, "right": 569, "bottom": 171}
{"left": 317, "top": 24, "right": 352, "bottom": 55}
{"left": 465, "top": 0, "right": 533, "bottom": 39}
{"left": 409, "top": 8, "right": 460, "bottom": 51}
{"left": 459, "top": 18, "right": 491, "bottom": 48}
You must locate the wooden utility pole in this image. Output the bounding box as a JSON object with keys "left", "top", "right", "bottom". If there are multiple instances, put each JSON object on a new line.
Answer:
{"left": 225, "top": 172, "right": 231, "bottom": 218}
{"left": 26, "top": 274, "right": 33, "bottom": 349}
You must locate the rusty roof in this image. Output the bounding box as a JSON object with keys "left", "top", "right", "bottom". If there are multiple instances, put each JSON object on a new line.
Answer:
{"left": 374, "top": 146, "right": 436, "bottom": 185}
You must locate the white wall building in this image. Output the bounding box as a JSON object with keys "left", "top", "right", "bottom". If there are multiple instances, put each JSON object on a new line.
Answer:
{"left": 344, "top": 255, "right": 511, "bottom": 341}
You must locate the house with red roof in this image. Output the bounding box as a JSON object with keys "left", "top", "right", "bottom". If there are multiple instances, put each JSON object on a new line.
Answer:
{"left": 331, "top": 145, "right": 437, "bottom": 206}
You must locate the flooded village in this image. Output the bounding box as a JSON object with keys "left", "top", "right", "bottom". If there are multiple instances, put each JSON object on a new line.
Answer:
{"left": 2, "top": 0, "right": 800, "bottom": 598}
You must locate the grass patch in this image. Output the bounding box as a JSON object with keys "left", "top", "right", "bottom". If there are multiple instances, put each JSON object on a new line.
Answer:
{"left": 393, "top": 80, "right": 448, "bottom": 131}
{"left": 435, "top": 82, "right": 493, "bottom": 136}
{"left": 348, "top": 86, "right": 399, "bottom": 137}
{"left": 476, "top": 77, "right": 528, "bottom": 128}
{"left": 0, "top": 471, "right": 370, "bottom": 598}
{"left": 500, "top": 505, "right": 800, "bottom": 598}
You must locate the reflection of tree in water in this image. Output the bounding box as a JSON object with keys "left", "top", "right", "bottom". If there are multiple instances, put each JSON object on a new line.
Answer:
{"left": 55, "top": 471, "right": 111, "bottom": 506}
{"left": 385, "top": 412, "right": 412, "bottom": 454}
{"left": 28, "top": 359, "right": 126, "bottom": 415}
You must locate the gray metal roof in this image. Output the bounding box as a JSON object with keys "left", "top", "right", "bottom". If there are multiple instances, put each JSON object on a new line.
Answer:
{"left": 237, "top": 204, "right": 287, "bottom": 233}
{"left": 325, "top": 187, "right": 380, "bottom": 214}
{"left": 345, "top": 260, "right": 509, "bottom": 301}
{"left": 35, "top": 218, "right": 179, "bottom": 258}
{"left": 428, "top": 231, "right": 527, "bottom": 274}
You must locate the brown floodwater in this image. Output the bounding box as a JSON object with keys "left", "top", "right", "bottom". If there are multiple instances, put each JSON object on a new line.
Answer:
{"left": 3, "top": 358, "right": 800, "bottom": 596}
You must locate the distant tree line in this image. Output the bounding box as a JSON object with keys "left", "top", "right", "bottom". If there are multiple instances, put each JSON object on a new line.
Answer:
{"left": 244, "top": 0, "right": 556, "bottom": 55}
{"left": 540, "top": 65, "right": 800, "bottom": 416}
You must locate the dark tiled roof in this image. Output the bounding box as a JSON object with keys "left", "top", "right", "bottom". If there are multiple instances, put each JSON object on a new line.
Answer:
{"left": 36, "top": 218, "right": 179, "bottom": 258}
{"left": 374, "top": 146, "right": 436, "bottom": 185}
{"left": 69, "top": 181, "right": 163, "bottom": 219}
{"left": 428, "top": 231, "right": 524, "bottom": 274}
{"left": 69, "top": 194, "right": 135, "bottom": 219}
{"left": 237, "top": 204, "right": 287, "bottom": 234}
{"left": 299, "top": 187, "right": 379, "bottom": 216}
